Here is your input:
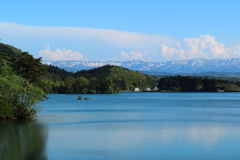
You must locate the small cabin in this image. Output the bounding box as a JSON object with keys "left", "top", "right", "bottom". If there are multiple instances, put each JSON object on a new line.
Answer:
{"left": 146, "top": 87, "right": 151, "bottom": 91}
{"left": 135, "top": 88, "right": 140, "bottom": 92}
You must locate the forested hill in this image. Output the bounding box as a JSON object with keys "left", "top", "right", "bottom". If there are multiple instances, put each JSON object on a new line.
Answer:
{"left": 47, "top": 64, "right": 74, "bottom": 81}
{"left": 47, "top": 64, "right": 158, "bottom": 94}
{"left": 0, "top": 42, "right": 22, "bottom": 57}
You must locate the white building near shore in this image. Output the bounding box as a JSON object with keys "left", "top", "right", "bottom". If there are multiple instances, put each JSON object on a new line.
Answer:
{"left": 135, "top": 88, "right": 140, "bottom": 91}
{"left": 146, "top": 87, "right": 151, "bottom": 91}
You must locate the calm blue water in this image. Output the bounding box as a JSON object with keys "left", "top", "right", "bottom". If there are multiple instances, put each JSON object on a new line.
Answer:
{"left": 1, "top": 92, "right": 240, "bottom": 159}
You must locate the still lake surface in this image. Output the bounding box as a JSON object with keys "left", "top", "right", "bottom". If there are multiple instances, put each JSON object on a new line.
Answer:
{"left": 1, "top": 92, "right": 240, "bottom": 159}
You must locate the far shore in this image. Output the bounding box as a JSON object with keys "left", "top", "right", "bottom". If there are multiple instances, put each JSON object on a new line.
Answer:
{"left": 120, "top": 90, "right": 240, "bottom": 93}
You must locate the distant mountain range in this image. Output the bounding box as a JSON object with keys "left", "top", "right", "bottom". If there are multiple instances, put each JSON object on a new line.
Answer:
{"left": 43, "top": 58, "right": 240, "bottom": 77}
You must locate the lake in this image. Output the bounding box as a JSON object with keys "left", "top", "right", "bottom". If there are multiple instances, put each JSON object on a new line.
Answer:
{"left": 1, "top": 92, "right": 240, "bottom": 159}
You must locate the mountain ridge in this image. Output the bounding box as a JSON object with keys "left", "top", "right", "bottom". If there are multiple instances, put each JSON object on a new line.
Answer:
{"left": 43, "top": 58, "right": 240, "bottom": 74}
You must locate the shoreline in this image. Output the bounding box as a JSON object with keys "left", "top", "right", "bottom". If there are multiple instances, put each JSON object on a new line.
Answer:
{"left": 119, "top": 90, "right": 240, "bottom": 93}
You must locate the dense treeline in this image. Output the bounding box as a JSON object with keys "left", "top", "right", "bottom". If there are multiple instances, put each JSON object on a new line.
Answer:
{"left": 47, "top": 64, "right": 158, "bottom": 94}
{"left": 158, "top": 75, "right": 240, "bottom": 92}
{"left": 0, "top": 43, "right": 48, "bottom": 119}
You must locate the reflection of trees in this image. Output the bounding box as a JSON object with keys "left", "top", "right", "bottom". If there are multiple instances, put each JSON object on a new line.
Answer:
{"left": 0, "top": 119, "right": 48, "bottom": 160}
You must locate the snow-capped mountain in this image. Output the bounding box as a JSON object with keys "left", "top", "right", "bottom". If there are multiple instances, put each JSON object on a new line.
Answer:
{"left": 43, "top": 58, "right": 240, "bottom": 73}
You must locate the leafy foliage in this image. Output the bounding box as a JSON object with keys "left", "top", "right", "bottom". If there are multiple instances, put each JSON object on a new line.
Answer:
{"left": 0, "top": 62, "right": 45, "bottom": 119}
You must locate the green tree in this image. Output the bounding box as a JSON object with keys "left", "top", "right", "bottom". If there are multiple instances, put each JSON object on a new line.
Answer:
{"left": 73, "top": 77, "right": 89, "bottom": 93}
{"left": 0, "top": 59, "right": 46, "bottom": 119}
{"left": 13, "top": 52, "right": 47, "bottom": 86}
{"left": 65, "top": 76, "right": 75, "bottom": 94}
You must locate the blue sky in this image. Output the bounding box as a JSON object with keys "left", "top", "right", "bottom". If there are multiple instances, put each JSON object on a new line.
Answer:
{"left": 1, "top": 0, "right": 240, "bottom": 62}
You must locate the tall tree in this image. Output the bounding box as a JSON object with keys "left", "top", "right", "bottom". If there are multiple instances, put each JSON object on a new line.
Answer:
{"left": 13, "top": 52, "right": 47, "bottom": 86}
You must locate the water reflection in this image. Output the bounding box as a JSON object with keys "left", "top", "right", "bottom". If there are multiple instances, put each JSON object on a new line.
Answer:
{"left": 0, "top": 119, "right": 48, "bottom": 160}
{"left": 44, "top": 113, "right": 240, "bottom": 159}
{"left": 36, "top": 93, "right": 240, "bottom": 159}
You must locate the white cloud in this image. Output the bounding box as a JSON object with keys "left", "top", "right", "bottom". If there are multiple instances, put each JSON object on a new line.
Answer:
{"left": 39, "top": 44, "right": 88, "bottom": 61}
{"left": 2, "top": 22, "right": 240, "bottom": 62}
{"left": 121, "top": 51, "right": 152, "bottom": 61}
{"left": 121, "top": 51, "right": 131, "bottom": 59}
{"left": 159, "top": 35, "right": 240, "bottom": 60}
{"left": 0, "top": 22, "right": 174, "bottom": 48}
{"left": 0, "top": 22, "right": 177, "bottom": 61}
